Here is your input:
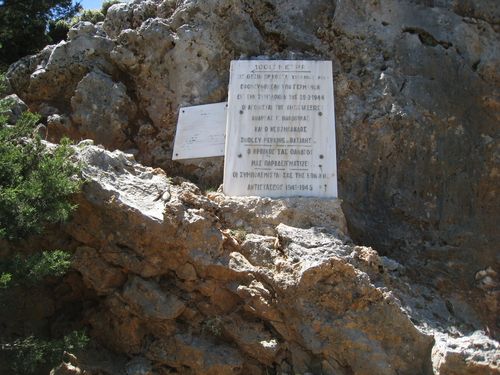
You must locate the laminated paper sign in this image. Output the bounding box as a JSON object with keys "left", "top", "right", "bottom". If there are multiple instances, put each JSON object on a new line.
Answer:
{"left": 223, "top": 60, "right": 337, "bottom": 198}
{"left": 172, "top": 102, "right": 227, "bottom": 160}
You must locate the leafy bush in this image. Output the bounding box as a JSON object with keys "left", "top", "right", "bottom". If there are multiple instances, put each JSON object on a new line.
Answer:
{"left": 0, "top": 74, "right": 86, "bottom": 374}
{"left": 0, "top": 250, "right": 72, "bottom": 288}
{"left": 0, "top": 0, "right": 81, "bottom": 65}
{"left": 0, "top": 78, "right": 81, "bottom": 241}
{"left": 0, "top": 250, "right": 85, "bottom": 374}
{"left": 0, "top": 271, "right": 11, "bottom": 288}
{"left": 75, "top": 9, "right": 105, "bottom": 24}
{"left": 2, "top": 331, "right": 89, "bottom": 374}
{"left": 0, "top": 72, "right": 7, "bottom": 95}
{"left": 48, "top": 19, "right": 71, "bottom": 44}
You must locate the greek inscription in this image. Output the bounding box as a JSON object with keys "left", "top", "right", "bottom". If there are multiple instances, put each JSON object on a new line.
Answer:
{"left": 224, "top": 60, "right": 338, "bottom": 198}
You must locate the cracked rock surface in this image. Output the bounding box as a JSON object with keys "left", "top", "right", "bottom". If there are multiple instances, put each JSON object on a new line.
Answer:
{"left": 50, "top": 144, "right": 499, "bottom": 374}
{"left": 6, "top": 3, "right": 498, "bottom": 314}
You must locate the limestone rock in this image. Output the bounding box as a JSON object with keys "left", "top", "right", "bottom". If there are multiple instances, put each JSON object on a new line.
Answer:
{"left": 432, "top": 332, "right": 500, "bottom": 375}
{"left": 62, "top": 144, "right": 487, "bottom": 375}
{"left": 240, "top": 234, "right": 281, "bottom": 268}
{"left": 120, "top": 276, "right": 186, "bottom": 321}
{"left": 1, "top": 94, "right": 28, "bottom": 124}
{"left": 71, "top": 69, "right": 136, "bottom": 150}
{"left": 209, "top": 193, "right": 347, "bottom": 237}
{"left": 72, "top": 246, "right": 126, "bottom": 295}
{"left": 46, "top": 113, "right": 74, "bottom": 143}
{"left": 7, "top": 23, "right": 116, "bottom": 111}
{"left": 5, "top": 2, "right": 498, "bottom": 294}
{"left": 50, "top": 362, "right": 83, "bottom": 375}
{"left": 223, "top": 314, "right": 281, "bottom": 365}
{"left": 66, "top": 144, "right": 225, "bottom": 281}
{"left": 125, "top": 357, "right": 154, "bottom": 375}
{"left": 147, "top": 334, "right": 244, "bottom": 375}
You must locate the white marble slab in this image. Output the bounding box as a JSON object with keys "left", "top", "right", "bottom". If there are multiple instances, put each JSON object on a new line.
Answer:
{"left": 172, "top": 102, "right": 227, "bottom": 160}
{"left": 223, "top": 60, "right": 337, "bottom": 198}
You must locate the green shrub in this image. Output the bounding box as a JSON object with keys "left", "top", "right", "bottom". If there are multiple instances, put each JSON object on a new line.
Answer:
{"left": 0, "top": 72, "right": 7, "bottom": 95}
{"left": 73, "top": 9, "right": 105, "bottom": 25}
{"left": 0, "top": 250, "right": 72, "bottom": 289}
{"left": 0, "top": 250, "right": 80, "bottom": 373}
{"left": 0, "top": 97, "right": 81, "bottom": 241}
{"left": 0, "top": 271, "right": 11, "bottom": 288}
{"left": 2, "top": 331, "right": 89, "bottom": 375}
{"left": 48, "top": 19, "right": 71, "bottom": 43}
{"left": 0, "top": 0, "right": 81, "bottom": 65}
{"left": 0, "top": 75, "right": 86, "bottom": 375}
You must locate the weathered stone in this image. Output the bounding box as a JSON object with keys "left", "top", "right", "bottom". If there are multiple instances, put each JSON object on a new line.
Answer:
{"left": 209, "top": 193, "right": 347, "bottom": 237}
{"left": 71, "top": 69, "right": 136, "bottom": 150}
{"left": 72, "top": 246, "right": 126, "bottom": 295}
{"left": 432, "top": 332, "right": 500, "bottom": 375}
{"left": 46, "top": 114, "right": 74, "bottom": 143}
{"left": 125, "top": 357, "right": 154, "bottom": 375}
{"left": 240, "top": 234, "right": 281, "bottom": 268}
{"left": 8, "top": 24, "right": 116, "bottom": 111}
{"left": 147, "top": 334, "right": 244, "bottom": 375}
{"left": 6, "top": 2, "right": 497, "bottom": 295}
{"left": 50, "top": 362, "right": 82, "bottom": 375}
{"left": 1, "top": 94, "right": 28, "bottom": 124}
{"left": 121, "top": 276, "right": 186, "bottom": 321}
{"left": 87, "top": 306, "right": 146, "bottom": 354}
{"left": 31, "top": 143, "right": 498, "bottom": 374}
{"left": 175, "top": 262, "right": 198, "bottom": 281}
{"left": 223, "top": 314, "right": 281, "bottom": 365}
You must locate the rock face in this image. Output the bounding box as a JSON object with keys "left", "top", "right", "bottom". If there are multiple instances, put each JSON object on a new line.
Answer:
{"left": 6, "top": 1, "right": 498, "bottom": 304}
{"left": 51, "top": 144, "right": 498, "bottom": 374}
{"left": 3, "top": 0, "right": 499, "bottom": 372}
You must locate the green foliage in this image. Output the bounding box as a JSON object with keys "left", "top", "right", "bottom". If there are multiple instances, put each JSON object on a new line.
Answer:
{"left": 20, "top": 251, "right": 70, "bottom": 283}
{"left": 204, "top": 186, "right": 217, "bottom": 193}
{"left": 0, "top": 72, "right": 7, "bottom": 96}
{"left": 75, "top": 9, "right": 105, "bottom": 24}
{"left": 0, "top": 102, "right": 81, "bottom": 240}
{"left": 0, "top": 249, "right": 79, "bottom": 373}
{"left": 0, "top": 0, "right": 82, "bottom": 65}
{"left": 102, "top": 0, "right": 122, "bottom": 16}
{"left": 0, "top": 271, "right": 12, "bottom": 288}
{"left": 0, "top": 74, "right": 85, "bottom": 375}
{"left": 0, "top": 250, "right": 71, "bottom": 287}
{"left": 27, "top": 250, "right": 72, "bottom": 280}
{"left": 47, "top": 19, "right": 71, "bottom": 44}
{"left": 2, "top": 331, "right": 89, "bottom": 374}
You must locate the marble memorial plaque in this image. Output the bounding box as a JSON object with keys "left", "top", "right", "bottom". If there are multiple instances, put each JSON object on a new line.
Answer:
{"left": 224, "top": 60, "right": 337, "bottom": 198}
{"left": 172, "top": 102, "right": 227, "bottom": 160}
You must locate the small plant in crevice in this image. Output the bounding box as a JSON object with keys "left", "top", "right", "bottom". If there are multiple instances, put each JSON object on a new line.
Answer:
{"left": 202, "top": 316, "right": 224, "bottom": 337}
{"left": 229, "top": 228, "right": 247, "bottom": 243}
{"left": 204, "top": 185, "right": 218, "bottom": 194}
